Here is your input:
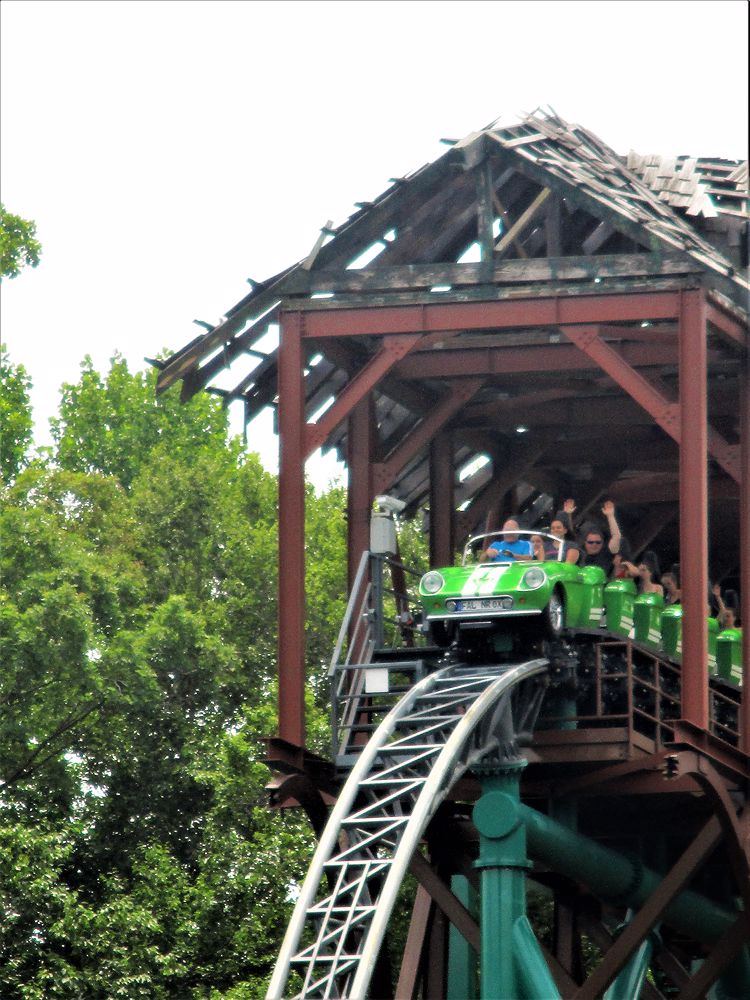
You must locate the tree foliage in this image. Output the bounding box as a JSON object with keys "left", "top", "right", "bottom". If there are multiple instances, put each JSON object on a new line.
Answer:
{"left": 0, "top": 346, "right": 34, "bottom": 484}
{"left": 0, "top": 203, "right": 42, "bottom": 280}
{"left": 0, "top": 355, "right": 372, "bottom": 997}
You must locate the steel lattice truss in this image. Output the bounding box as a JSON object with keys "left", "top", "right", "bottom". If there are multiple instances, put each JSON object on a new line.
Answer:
{"left": 266, "top": 659, "right": 548, "bottom": 1000}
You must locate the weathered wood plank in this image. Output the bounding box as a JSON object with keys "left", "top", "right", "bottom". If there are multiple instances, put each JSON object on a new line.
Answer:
{"left": 277, "top": 251, "right": 703, "bottom": 297}
{"left": 301, "top": 219, "right": 334, "bottom": 271}
{"left": 492, "top": 190, "right": 528, "bottom": 258}
{"left": 156, "top": 153, "right": 466, "bottom": 393}
{"left": 494, "top": 187, "right": 551, "bottom": 256}
{"left": 475, "top": 158, "right": 495, "bottom": 274}
{"left": 545, "top": 192, "right": 563, "bottom": 256}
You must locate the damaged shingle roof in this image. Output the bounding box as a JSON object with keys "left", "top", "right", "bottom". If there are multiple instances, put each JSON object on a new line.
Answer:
{"left": 627, "top": 152, "right": 749, "bottom": 219}
{"left": 481, "top": 109, "right": 747, "bottom": 282}
{"left": 155, "top": 108, "right": 747, "bottom": 414}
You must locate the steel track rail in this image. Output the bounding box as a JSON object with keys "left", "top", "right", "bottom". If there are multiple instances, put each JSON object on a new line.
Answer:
{"left": 266, "top": 658, "right": 548, "bottom": 1000}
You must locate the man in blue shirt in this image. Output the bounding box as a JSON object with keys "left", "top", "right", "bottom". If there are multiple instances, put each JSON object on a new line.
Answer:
{"left": 480, "top": 518, "right": 534, "bottom": 562}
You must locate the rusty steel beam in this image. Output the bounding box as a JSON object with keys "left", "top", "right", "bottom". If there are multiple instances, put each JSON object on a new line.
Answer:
{"left": 429, "top": 435, "right": 455, "bottom": 568}
{"left": 458, "top": 390, "right": 741, "bottom": 430}
{"left": 396, "top": 341, "right": 689, "bottom": 379}
{"left": 563, "top": 323, "right": 680, "bottom": 433}
{"left": 706, "top": 301, "right": 747, "bottom": 348}
{"left": 677, "top": 755, "right": 750, "bottom": 916}
{"left": 304, "top": 333, "right": 421, "bottom": 457}
{"left": 277, "top": 312, "right": 306, "bottom": 748}
{"left": 562, "top": 324, "right": 740, "bottom": 482}
{"left": 409, "top": 852, "right": 480, "bottom": 950}
{"left": 296, "top": 291, "right": 683, "bottom": 338}
{"left": 679, "top": 290, "right": 709, "bottom": 731}
{"left": 421, "top": 898, "right": 448, "bottom": 1000}
{"left": 742, "top": 361, "right": 750, "bottom": 753}
{"left": 579, "top": 917, "right": 667, "bottom": 1000}
{"left": 573, "top": 816, "right": 722, "bottom": 1000}
{"left": 373, "top": 379, "right": 484, "bottom": 496}
{"left": 395, "top": 887, "right": 432, "bottom": 1000}
{"left": 674, "top": 915, "right": 750, "bottom": 1000}
{"left": 347, "top": 397, "right": 375, "bottom": 592}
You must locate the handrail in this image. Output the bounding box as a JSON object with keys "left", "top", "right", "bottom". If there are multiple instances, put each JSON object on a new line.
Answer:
{"left": 328, "top": 549, "right": 371, "bottom": 677}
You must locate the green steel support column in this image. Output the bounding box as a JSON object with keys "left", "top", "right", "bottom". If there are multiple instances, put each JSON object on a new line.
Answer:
{"left": 447, "top": 875, "right": 478, "bottom": 1000}
{"left": 473, "top": 761, "right": 561, "bottom": 1000}
{"left": 603, "top": 914, "right": 659, "bottom": 1000}
{"left": 519, "top": 805, "right": 750, "bottom": 990}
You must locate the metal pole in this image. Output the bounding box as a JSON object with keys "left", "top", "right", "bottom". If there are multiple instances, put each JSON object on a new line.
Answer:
{"left": 679, "top": 289, "right": 709, "bottom": 729}
{"left": 277, "top": 311, "right": 306, "bottom": 747}
{"left": 740, "top": 359, "right": 750, "bottom": 753}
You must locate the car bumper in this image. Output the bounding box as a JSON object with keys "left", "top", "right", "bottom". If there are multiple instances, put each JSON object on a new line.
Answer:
{"left": 427, "top": 609, "right": 543, "bottom": 621}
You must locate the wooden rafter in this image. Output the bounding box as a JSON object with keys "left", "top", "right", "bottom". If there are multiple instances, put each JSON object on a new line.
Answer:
{"left": 494, "top": 187, "right": 551, "bottom": 257}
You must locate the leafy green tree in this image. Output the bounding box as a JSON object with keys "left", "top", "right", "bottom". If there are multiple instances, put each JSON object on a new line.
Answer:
{"left": 0, "top": 203, "right": 41, "bottom": 280}
{"left": 0, "top": 346, "right": 33, "bottom": 483}
{"left": 51, "top": 354, "right": 231, "bottom": 489}
{"left": 0, "top": 353, "right": 350, "bottom": 997}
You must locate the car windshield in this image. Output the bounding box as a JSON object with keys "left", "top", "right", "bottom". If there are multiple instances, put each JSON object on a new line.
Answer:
{"left": 462, "top": 530, "right": 565, "bottom": 566}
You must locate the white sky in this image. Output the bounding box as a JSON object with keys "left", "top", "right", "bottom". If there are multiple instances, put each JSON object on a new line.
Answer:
{"left": 2, "top": 0, "right": 748, "bottom": 488}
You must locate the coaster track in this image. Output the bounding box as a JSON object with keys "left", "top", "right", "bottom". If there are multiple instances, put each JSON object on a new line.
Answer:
{"left": 265, "top": 658, "right": 548, "bottom": 1000}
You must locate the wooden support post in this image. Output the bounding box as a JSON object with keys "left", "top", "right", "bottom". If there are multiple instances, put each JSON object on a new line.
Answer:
{"left": 475, "top": 158, "right": 495, "bottom": 279}
{"left": 678, "top": 289, "right": 709, "bottom": 731}
{"left": 430, "top": 434, "right": 455, "bottom": 568}
{"left": 277, "top": 312, "right": 306, "bottom": 748}
{"left": 546, "top": 192, "right": 563, "bottom": 257}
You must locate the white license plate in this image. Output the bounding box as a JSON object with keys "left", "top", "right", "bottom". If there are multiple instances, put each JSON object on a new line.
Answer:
{"left": 461, "top": 598, "right": 505, "bottom": 611}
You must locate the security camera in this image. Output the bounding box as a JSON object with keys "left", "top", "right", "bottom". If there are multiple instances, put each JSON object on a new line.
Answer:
{"left": 374, "top": 494, "right": 407, "bottom": 515}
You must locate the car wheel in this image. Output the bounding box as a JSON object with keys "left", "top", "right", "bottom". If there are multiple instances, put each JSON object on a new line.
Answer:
{"left": 544, "top": 590, "right": 565, "bottom": 638}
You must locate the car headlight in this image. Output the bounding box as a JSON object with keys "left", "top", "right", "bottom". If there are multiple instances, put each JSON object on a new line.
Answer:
{"left": 523, "top": 567, "right": 546, "bottom": 590}
{"left": 421, "top": 571, "right": 445, "bottom": 595}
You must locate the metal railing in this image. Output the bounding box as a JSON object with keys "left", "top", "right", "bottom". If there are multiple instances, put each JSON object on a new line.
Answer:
{"left": 328, "top": 551, "right": 433, "bottom": 767}
{"left": 540, "top": 638, "right": 740, "bottom": 749}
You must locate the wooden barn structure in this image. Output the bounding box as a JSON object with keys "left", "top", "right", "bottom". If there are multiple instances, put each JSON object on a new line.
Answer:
{"left": 156, "top": 110, "right": 750, "bottom": 999}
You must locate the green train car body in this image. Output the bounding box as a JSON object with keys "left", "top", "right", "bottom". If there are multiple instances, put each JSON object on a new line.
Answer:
{"left": 418, "top": 532, "right": 606, "bottom": 643}
{"left": 418, "top": 531, "right": 744, "bottom": 686}
{"left": 718, "top": 628, "right": 743, "bottom": 685}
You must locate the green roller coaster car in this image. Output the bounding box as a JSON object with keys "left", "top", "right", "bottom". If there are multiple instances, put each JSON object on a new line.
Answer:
{"left": 419, "top": 530, "right": 607, "bottom": 647}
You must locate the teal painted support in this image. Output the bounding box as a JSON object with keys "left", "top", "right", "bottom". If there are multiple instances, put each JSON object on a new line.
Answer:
{"left": 512, "top": 915, "right": 561, "bottom": 998}
{"left": 521, "top": 805, "right": 750, "bottom": 993}
{"left": 520, "top": 805, "right": 740, "bottom": 945}
{"left": 557, "top": 695, "right": 578, "bottom": 730}
{"left": 604, "top": 936, "right": 653, "bottom": 1000}
{"left": 603, "top": 914, "right": 658, "bottom": 1000}
{"left": 473, "top": 762, "right": 561, "bottom": 1000}
{"left": 717, "top": 945, "right": 750, "bottom": 1000}
{"left": 447, "top": 875, "right": 477, "bottom": 1000}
